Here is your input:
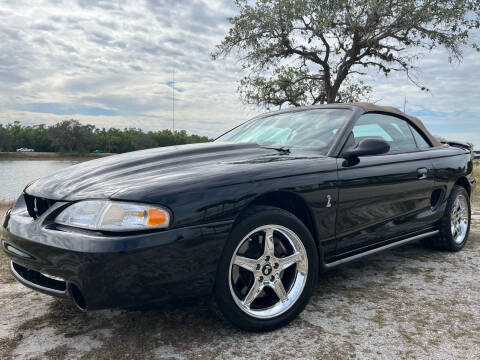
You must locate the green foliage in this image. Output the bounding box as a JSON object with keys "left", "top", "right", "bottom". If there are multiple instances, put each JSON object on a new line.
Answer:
{"left": 213, "top": 0, "right": 480, "bottom": 108}
{"left": 0, "top": 120, "right": 211, "bottom": 154}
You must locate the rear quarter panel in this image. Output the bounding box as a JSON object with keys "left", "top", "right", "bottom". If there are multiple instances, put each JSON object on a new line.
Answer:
{"left": 429, "top": 146, "right": 474, "bottom": 209}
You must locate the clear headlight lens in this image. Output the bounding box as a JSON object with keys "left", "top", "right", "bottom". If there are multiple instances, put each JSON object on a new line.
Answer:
{"left": 55, "top": 200, "right": 171, "bottom": 232}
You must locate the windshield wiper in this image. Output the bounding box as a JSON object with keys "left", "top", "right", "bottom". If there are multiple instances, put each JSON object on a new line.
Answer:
{"left": 260, "top": 146, "right": 291, "bottom": 154}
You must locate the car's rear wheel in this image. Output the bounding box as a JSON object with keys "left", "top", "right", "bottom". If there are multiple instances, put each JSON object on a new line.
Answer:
{"left": 422, "top": 185, "right": 470, "bottom": 251}
{"left": 214, "top": 206, "right": 318, "bottom": 331}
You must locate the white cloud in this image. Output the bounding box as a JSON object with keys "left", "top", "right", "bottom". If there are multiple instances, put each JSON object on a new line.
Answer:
{"left": 0, "top": 0, "right": 256, "bottom": 138}
{"left": 362, "top": 46, "right": 480, "bottom": 146}
{"left": 0, "top": 0, "right": 478, "bottom": 146}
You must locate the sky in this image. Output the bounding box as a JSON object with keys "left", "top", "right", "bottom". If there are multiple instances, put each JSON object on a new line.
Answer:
{"left": 0, "top": 0, "right": 479, "bottom": 147}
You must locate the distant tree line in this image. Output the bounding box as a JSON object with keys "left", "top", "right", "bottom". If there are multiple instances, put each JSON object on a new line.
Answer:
{"left": 0, "top": 120, "right": 211, "bottom": 154}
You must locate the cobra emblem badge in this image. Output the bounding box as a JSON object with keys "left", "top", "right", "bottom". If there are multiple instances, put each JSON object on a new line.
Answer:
{"left": 326, "top": 194, "right": 332, "bottom": 208}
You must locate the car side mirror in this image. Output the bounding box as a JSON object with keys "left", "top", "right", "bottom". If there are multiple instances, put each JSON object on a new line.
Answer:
{"left": 342, "top": 138, "right": 390, "bottom": 161}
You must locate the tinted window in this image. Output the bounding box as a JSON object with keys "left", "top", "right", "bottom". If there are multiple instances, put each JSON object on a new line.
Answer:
{"left": 352, "top": 113, "right": 417, "bottom": 153}
{"left": 215, "top": 109, "right": 351, "bottom": 154}
{"left": 409, "top": 125, "right": 431, "bottom": 149}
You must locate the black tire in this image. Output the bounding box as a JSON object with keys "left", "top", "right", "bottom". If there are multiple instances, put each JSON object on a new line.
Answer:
{"left": 214, "top": 206, "right": 318, "bottom": 332}
{"left": 422, "top": 185, "right": 471, "bottom": 251}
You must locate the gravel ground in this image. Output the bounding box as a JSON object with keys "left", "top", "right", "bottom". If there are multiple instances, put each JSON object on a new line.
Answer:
{"left": 1, "top": 197, "right": 479, "bottom": 359}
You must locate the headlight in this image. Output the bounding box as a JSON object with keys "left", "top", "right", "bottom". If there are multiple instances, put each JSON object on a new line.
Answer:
{"left": 55, "top": 200, "right": 171, "bottom": 232}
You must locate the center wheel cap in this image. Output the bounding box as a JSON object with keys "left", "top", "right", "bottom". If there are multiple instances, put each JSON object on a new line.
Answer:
{"left": 262, "top": 264, "right": 272, "bottom": 276}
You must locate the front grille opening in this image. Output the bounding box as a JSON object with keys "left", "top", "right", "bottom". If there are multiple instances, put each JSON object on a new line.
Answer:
{"left": 12, "top": 262, "right": 66, "bottom": 292}
{"left": 24, "top": 194, "right": 56, "bottom": 219}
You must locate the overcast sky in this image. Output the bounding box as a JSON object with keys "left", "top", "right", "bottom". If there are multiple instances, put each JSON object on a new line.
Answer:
{"left": 0, "top": 0, "right": 479, "bottom": 147}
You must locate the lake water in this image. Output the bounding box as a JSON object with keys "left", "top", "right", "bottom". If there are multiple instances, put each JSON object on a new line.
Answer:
{"left": 0, "top": 160, "right": 78, "bottom": 201}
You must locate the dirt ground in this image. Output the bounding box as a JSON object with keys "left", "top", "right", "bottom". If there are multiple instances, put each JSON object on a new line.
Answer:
{"left": 1, "top": 194, "right": 479, "bottom": 359}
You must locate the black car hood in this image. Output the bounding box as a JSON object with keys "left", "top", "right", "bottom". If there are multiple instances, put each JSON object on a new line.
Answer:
{"left": 25, "top": 142, "right": 322, "bottom": 202}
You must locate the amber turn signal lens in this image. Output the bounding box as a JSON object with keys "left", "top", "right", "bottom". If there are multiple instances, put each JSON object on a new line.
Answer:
{"left": 56, "top": 200, "right": 171, "bottom": 232}
{"left": 147, "top": 208, "right": 168, "bottom": 226}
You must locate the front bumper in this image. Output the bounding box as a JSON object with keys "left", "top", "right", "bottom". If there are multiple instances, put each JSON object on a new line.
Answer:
{"left": 1, "top": 201, "right": 233, "bottom": 310}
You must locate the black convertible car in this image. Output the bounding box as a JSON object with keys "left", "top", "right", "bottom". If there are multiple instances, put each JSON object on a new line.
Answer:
{"left": 1, "top": 103, "right": 475, "bottom": 331}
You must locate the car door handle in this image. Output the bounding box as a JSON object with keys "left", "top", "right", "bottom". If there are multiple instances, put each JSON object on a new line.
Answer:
{"left": 417, "top": 168, "right": 428, "bottom": 179}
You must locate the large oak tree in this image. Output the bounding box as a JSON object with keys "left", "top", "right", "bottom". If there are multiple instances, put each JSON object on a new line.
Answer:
{"left": 213, "top": 0, "right": 480, "bottom": 108}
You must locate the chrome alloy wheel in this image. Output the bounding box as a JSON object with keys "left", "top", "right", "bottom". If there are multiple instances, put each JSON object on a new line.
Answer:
{"left": 451, "top": 194, "right": 469, "bottom": 245}
{"left": 228, "top": 225, "right": 308, "bottom": 319}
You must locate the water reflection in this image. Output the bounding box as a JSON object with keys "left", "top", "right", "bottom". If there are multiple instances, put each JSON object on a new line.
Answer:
{"left": 0, "top": 160, "right": 77, "bottom": 201}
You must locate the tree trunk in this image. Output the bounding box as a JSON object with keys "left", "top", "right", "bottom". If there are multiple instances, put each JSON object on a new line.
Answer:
{"left": 326, "top": 91, "right": 336, "bottom": 103}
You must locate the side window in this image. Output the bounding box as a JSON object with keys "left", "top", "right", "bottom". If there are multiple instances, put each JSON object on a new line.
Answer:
{"left": 409, "top": 125, "right": 431, "bottom": 149}
{"left": 352, "top": 113, "right": 418, "bottom": 153}
{"left": 351, "top": 123, "right": 392, "bottom": 142}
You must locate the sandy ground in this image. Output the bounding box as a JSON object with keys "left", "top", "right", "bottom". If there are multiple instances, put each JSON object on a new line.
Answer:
{"left": 1, "top": 200, "right": 479, "bottom": 359}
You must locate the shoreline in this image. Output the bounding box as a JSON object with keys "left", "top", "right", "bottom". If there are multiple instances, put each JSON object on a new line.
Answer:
{"left": 0, "top": 152, "right": 115, "bottom": 161}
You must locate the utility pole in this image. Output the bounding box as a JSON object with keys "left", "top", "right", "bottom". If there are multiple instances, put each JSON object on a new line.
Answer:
{"left": 403, "top": 96, "right": 407, "bottom": 113}
{"left": 172, "top": 69, "right": 175, "bottom": 133}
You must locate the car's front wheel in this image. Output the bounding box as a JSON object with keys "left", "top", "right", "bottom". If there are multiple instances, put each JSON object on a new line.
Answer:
{"left": 214, "top": 206, "right": 318, "bottom": 331}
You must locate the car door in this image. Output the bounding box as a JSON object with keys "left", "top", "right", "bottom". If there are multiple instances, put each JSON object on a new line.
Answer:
{"left": 334, "top": 112, "right": 435, "bottom": 255}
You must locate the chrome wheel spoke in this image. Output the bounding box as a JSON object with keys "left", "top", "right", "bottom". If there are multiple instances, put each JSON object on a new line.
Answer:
{"left": 243, "top": 281, "right": 263, "bottom": 307}
{"left": 233, "top": 255, "right": 258, "bottom": 272}
{"left": 277, "top": 252, "right": 301, "bottom": 271}
{"left": 272, "top": 279, "right": 288, "bottom": 303}
{"left": 263, "top": 228, "right": 275, "bottom": 257}
{"left": 455, "top": 199, "right": 460, "bottom": 211}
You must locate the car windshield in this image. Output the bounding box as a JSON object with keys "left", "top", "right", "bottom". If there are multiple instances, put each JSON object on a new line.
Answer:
{"left": 215, "top": 108, "right": 351, "bottom": 154}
